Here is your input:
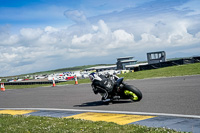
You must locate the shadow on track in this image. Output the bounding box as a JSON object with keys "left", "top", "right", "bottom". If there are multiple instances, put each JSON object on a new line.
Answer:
{"left": 74, "top": 100, "right": 132, "bottom": 107}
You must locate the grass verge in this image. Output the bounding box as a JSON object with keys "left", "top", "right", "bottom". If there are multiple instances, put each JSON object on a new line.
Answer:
{"left": 57, "top": 78, "right": 91, "bottom": 85}
{"left": 0, "top": 114, "right": 182, "bottom": 133}
{"left": 118, "top": 63, "right": 200, "bottom": 80}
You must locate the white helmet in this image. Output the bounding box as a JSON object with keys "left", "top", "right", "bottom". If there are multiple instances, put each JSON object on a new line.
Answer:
{"left": 89, "top": 72, "right": 102, "bottom": 82}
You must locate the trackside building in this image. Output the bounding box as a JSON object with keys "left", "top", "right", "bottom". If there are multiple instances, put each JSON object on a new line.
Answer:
{"left": 116, "top": 56, "right": 137, "bottom": 70}
{"left": 84, "top": 65, "right": 117, "bottom": 72}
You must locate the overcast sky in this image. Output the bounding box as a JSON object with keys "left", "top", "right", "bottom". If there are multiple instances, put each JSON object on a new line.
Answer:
{"left": 0, "top": 0, "right": 200, "bottom": 76}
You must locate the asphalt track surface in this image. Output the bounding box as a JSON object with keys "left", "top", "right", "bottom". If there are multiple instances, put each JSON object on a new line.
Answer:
{"left": 1, "top": 75, "right": 200, "bottom": 116}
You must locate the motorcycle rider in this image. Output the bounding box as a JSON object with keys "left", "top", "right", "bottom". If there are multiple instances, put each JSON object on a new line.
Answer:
{"left": 89, "top": 72, "right": 119, "bottom": 102}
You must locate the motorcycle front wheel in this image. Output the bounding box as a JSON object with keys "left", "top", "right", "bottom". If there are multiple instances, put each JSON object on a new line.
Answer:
{"left": 123, "top": 85, "right": 142, "bottom": 101}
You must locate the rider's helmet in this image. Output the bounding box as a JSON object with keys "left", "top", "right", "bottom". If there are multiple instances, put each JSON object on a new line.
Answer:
{"left": 89, "top": 72, "right": 102, "bottom": 82}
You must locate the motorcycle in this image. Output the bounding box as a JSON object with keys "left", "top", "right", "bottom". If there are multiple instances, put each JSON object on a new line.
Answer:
{"left": 91, "top": 73, "right": 142, "bottom": 103}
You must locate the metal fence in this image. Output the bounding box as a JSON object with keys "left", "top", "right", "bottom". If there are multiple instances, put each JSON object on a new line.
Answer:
{"left": 137, "top": 56, "right": 200, "bottom": 71}
{"left": 4, "top": 81, "right": 62, "bottom": 85}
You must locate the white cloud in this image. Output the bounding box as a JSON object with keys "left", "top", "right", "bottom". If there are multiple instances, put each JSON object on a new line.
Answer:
{"left": 0, "top": 34, "right": 19, "bottom": 45}
{"left": 92, "top": 25, "right": 99, "bottom": 31}
{"left": 45, "top": 26, "right": 59, "bottom": 33}
{"left": 64, "top": 10, "right": 88, "bottom": 24}
{"left": 140, "top": 33, "right": 161, "bottom": 43}
{"left": 20, "top": 28, "right": 43, "bottom": 40}
{"left": 113, "top": 29, "right": 134, "bottom": 42}
{"left": 38, "top": 34, "right": 58, "bottom": 45}
{"left": 195, "top": 32, "right": 200, "bottom": 38}
{"left": 107, "top": 29, "right": 134, "bottom": 49}
{"left": 2, "top": 53, "right": 17, "bottom": 61}
{"left": 72, "top": 34, "right": 93, "bottom": 45}
{"left": 71, "top": 20, "right": 135, "bottom": 50}
{"left": 98, "top": 20, "right": 110, "bottom": 34}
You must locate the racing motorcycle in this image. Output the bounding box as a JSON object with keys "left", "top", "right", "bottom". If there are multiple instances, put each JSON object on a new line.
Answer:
{"left": 90, "top": 73, "right": 142, "bottom": 103}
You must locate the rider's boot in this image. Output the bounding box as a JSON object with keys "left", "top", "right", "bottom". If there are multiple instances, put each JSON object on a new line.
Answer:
{"left": 101, "top": 97, "right": 111, "bottom": 102}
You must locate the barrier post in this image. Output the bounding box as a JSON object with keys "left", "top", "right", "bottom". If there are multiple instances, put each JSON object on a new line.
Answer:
{"left": 1, "top": 83, "right": 5, "bottom": 91}
{"left": 52, "top": 78, "right": 56, "bottom": 87}
{"left": 74, "top": 75, "right": 78, "bottom": 85}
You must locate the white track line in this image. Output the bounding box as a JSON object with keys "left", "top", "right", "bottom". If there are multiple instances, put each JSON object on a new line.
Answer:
{"left": 1, "top": 108, "right": 200, "bottom": 119}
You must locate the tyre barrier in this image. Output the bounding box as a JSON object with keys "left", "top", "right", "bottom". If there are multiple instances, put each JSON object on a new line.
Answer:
{"left": 3, "top": 81, "right": 63, "bottom": 85}
{"left": 136, "top": 56, "right": 200, "bottom": 71}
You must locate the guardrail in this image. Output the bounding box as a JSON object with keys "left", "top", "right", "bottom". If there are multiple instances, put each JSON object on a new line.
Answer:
{"left": 3, "top": 81, "right": 62, "bottom": 85}
{"left": 1, "top": 77, "right": 87, "bottom": 86}
{"left": 138, "top": 56, "right": 200, "bottom": 71}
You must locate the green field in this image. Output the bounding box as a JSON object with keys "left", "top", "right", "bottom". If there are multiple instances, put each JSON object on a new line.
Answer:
{"left": 119, "top": 62, "right": 200, "bottom": 80}
{"left": 0, "top": 114, "right": 182, "bottom": 133}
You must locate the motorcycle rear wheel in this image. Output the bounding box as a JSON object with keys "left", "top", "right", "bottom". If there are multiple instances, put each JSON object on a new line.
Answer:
{"left": 123, "top": 85, "right": 142, "bottom": 101}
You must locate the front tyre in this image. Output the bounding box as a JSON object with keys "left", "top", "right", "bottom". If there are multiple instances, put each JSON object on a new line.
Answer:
{"left": 124, "top": 85, "right": 142, "bottom": 101}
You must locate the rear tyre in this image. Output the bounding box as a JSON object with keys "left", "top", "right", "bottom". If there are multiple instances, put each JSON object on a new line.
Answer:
{"left": 124, "top": 85, "right": 142, "bottom": 101}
